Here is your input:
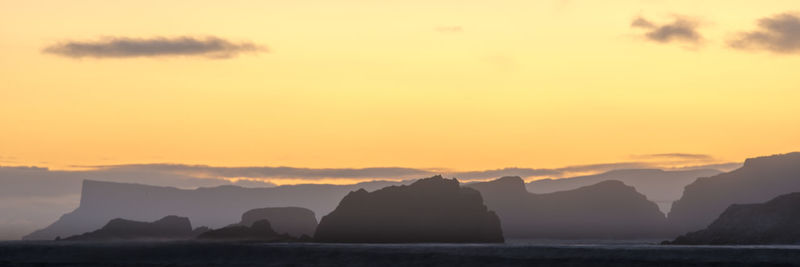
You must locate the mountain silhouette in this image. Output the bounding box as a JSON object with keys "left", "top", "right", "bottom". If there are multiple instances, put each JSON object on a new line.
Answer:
{"left": 468, "top": 177, "right": 667, "bottom": 239}
{"left": 197, "top": 220, "right": 303, "bottom": 242}
{"left": 24, "top": 179, "right": 404, "bottom": 240}
{"left": 314, "top": 175, "right": 504, "bottom": 243}
{"left": 665, "top": 192, "right": 800, "bottom": 245}
{"left": 526, "top": 169, "right": 722, "bottom": 213}
{"left": 668, "top": 152, "right": 800, "bottom": 235}
{"left": 237, "top": 207, "right": 317, "bottom": 238}
{"left": 61, "top": 215, "right": 196, "bottom": 241}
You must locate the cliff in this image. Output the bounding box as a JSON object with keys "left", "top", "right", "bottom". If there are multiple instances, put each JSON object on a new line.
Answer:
{"left": 667, "top": 152, "right": 800, "bottom": 235}
{"left": 24, "top": 179, "right": 402, "bottom": 240}
{"left": 468, "top": 177, "right": 667, "bottom": 239}
{"left": 238, "top": 207, "right": 317, "bottom": 238}
{"left": 665, "top": 192, "right": 800, "bottom": 245}
{"left": 314, "top": 176, "right": 504, "bottom": 243}
{"left": 62, "top": 215, "right": 195, "bottom": 241}
{"left": 526, "top": 169, "right": 722, "bottom": 213}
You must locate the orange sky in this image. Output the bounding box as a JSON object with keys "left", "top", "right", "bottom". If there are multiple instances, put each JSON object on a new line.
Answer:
{"left": 1, "top": 0, "right": 799, "bottom": 178}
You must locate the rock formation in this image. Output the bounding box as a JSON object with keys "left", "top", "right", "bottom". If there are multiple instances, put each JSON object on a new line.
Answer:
{"left": 197, "top": 220, "right": 302, "bottom": 242}
{"left": 237, "top": 207, "right": 317, "bottom": 238}
{"left": 526, "top": 169, "right": 723, "bottom": 213}
{"left": 24, "top": 179, "right": 404, "bottom": 240}
{"left": 665, "top": 192, "right": 800, "bottom": 245}
{"left": 468, "top": 177, "right": 667, "bottom": 239}
{"left": 668, "top": 152, "right": 800, "bottom": 235}
{"left": 62, "top": 215, "right": 195, "bottom": 241}
{"left": 314, "top": 176, "right": 504, "bottom": 243}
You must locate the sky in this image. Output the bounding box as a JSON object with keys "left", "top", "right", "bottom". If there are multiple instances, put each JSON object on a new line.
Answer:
{"left": 2, "top": 0, "right": 800, "bottom": 184}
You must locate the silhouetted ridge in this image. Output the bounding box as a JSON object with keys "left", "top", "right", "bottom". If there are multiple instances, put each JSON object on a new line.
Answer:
{"left": 665, "top": 192, "right": 800, "bottom": 245}
{"left": 526, "top": 168, "right": 722, "bottom": 213}
{"left": 62, "top": 215, "right": 195, "bottom": 241}
{"left": 24, "top": 179, "right": 405, "bottom": 240}
{"left": 197, "top": 220, "right": 304, "bottom": 241}
{"left": 238, "top": 207, "right": 317, "bottom": 238}
{"left": 468, "top": 177, "right": 667, "bottom": 239}
{"left": 668, "top": 152, "right": 800, "bottom": 236}
{"left": 314, "top": 175, "right": 504, "bottom": 243}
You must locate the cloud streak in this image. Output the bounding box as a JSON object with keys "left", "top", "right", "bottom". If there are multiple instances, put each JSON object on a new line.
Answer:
{"left": 633, "top": 153, "right": 714, "bottom": 161}
{"left": 43, "top": 36, "right": 266, "bottom": 59}
{"left": 729, "top": 13, "right": 800, "bottom": 54}
{"left": 631, "top": 16, "right": 703, "bottom": 44}
{"left": 85, "top": 159, "right": 734, "bottom": 181}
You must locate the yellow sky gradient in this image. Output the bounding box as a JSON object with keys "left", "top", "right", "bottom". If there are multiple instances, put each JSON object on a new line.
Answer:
{"left": 1, "top": 0, "right": 799, "bottom": 175}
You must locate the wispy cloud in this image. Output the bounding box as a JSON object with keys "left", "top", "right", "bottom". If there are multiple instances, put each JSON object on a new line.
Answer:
{"left": 729, "top": 12, "right": 800, "bottom": 54}
{"left": 43, "top": 36, "right": 266, "bottom": 59}
{"left": 88, "top": 164, "right": 432, "bottom": 179}
{"left": 631, "top": 16, "right": 703, "bottom": 44}
{"left": 632, "top": 153, "right": 714, "bottom": 161}
{"left": 84, "top": 158, "right": 732, "bottom": 182}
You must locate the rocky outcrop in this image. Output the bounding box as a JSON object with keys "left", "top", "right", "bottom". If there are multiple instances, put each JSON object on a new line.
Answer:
{"left": 62, "top": 215, "right": 195, "bottom": 241}
{"left": 197, "top": 220, "right": 303, "bottom": 242}
{"left": 238, "top": 207, "right": 317, "bottom": 238}
{"left": 526, "top": 169, "right": 723, "bottom": 213}
{"left": 668, "top": 152, "right": 800, "bottom": 235}
{"left": 468, "top": 177, "right": 667, "bottom": 239}
{"left": 314, "top": 176, "right": 504, "bottom": 243}
{"left": 665, "top": 192, "right": 800, "bottom": 245}
{"left": 24, "top": 179, "right": 404, "bottom": 240}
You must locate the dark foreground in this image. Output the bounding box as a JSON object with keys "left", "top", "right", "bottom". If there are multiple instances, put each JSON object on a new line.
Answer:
{"left": 1, "top": 241, "right": 800, "bottom": 267}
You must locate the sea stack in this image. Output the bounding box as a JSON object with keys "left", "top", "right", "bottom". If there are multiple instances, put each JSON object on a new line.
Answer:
{"left": 314, "top": 175, "right": 504, "bottom": 243}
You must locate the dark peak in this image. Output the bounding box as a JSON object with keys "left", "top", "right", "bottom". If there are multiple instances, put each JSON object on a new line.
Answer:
{"left": 495, "top": 176, "right": 525, "bottom": 185}
{"left": 154, "top": 215, "right": 191, "bottom": 225}
{"left": 409, "top": 175, "right": 460, "bottom": 188}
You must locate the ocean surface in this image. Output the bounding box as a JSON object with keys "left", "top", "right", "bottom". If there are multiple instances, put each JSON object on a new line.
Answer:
{"left": 1, "top": 239, "right": 799, "bottom": 266}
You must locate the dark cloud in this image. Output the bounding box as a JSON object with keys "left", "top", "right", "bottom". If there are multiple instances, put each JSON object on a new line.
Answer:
{"left": 631, "top": 16, "right": 703, "bottom": 44}
{"left": 633, "top": 153, "right": 714, "bottom": 161}
{"left": 43, "top": 36, "right": 266, "bottom": 59}
{"left": 729, "top": 13, "right": 800, "bottom": 54}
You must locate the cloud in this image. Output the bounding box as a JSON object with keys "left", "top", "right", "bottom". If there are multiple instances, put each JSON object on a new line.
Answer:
{"left": 446, "top": 168, "right": 560, "bottom": 180}
{"left": 729, "top": 13, "right": 800, "bottom": 54}
{"left": 43, "top": 36, "right": 266, "bottom": 59}
{"left": 631, "top": 16, "right": 703, "bottom": 44}
{"left": 632, "top": 153, "right": 714, "bottom": 161}
{"left": 90, "top": 164, "right": 432, "bottom": 179}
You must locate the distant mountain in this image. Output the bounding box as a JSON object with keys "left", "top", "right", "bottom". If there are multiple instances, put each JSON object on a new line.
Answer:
{"left": 62, "top": 215, "right": 197, "bottom": 241}
{"left": 526, "top": 169, "right": 722, "bottom": 213}
{"left": 237, "top": 207, "right": 317, "bottom": 238}
{"left": 24, "top": 179, "right": 405, "bottom": 240}
{"left": 468, "top": 176, "right": 667, "bottom": 239}
{"left": 197, "top": 220, "right": 303, "bottom": 242}
{"left": 665, "top": 192, "right": 800, "bottom": 245}
{"left": 314, "top": 176, "right": 504, "bottom": 243}
{"left": 668, "top": 152, "right": 800, "bottom": 235}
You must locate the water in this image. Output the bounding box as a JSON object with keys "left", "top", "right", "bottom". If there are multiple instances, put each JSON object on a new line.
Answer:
{"left": 1, "top": 240, "right": 800, "bottom": 266}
